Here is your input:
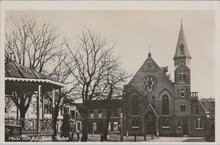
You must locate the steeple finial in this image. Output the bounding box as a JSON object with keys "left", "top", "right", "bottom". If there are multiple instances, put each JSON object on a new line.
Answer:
{"left": 147, "top": 44, "right": 152, "bottom": 57}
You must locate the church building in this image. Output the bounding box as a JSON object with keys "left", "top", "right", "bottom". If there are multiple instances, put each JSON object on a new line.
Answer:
{"left": 123, "top": 23, "right": 211, "bottom": 137}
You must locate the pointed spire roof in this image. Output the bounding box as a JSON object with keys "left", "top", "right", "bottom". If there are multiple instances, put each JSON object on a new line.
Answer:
{"left": 173, "top": 22, "right": 191, "bottom": 60}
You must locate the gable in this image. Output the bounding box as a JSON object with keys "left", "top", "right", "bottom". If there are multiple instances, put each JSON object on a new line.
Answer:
{"left": 127, "top": 55, "right": 173, "bottom": 87}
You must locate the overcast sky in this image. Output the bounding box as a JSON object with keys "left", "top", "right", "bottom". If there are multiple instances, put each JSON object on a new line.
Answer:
{"left": 6, "top": 11, "right": 215, "bottom": 98}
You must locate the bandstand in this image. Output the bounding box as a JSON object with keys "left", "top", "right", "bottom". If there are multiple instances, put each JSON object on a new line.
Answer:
{"left": 5, "top": 61, "right": 65, "bottom": 140}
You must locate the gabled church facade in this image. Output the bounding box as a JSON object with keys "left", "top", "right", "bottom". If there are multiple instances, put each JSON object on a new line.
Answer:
{"left": 123, "top": 23, "right": 211, "bottom": 137}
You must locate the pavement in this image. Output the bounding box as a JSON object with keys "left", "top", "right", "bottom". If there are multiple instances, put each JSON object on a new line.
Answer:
{"left": 72, "top": 134, "right": 205, "bottom": 142}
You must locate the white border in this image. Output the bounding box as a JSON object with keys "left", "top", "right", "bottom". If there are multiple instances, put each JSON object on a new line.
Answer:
{"left": 0, "top": 1, "right": 220, "bottom": 144}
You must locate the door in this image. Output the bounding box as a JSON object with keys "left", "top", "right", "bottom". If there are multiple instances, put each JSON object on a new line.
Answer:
{"left": 183, "top": 119, "right": 188, "bottom": 135}
{"left": 145, "top": 112, "right": 156, "bottom": 134}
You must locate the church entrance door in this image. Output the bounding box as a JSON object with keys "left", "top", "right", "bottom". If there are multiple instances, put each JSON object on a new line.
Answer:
{"left": 183, "top": 119, "right": 188, "bottom": 135}
{"left": 145, "top": 112, "right": 156, "bottom": 134}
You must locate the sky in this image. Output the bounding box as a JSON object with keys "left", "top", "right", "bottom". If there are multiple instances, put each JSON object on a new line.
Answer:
{"left": 6, "top": 11, "right": 215, "bottom": 98}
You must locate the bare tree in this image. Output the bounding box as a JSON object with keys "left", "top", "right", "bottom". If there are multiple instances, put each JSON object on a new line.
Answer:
{"left": 5, "top": 16, "right": 61, "bottom": 72}
{"left": 43, "top": 47, "right": 78, "bottom": 141}
{"left": 102, "top": 61, "right": 130, "bottom": 141}
{"left": 5, "top": 16, "right": 66, "bottom": 134}
{"left": 65, "top": 29, "right": 117, "bottom": 141}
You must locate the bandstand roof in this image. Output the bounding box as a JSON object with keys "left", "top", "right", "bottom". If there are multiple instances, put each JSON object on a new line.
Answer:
{"left": 5, "top": 61, "right": 65, "bottom": 90}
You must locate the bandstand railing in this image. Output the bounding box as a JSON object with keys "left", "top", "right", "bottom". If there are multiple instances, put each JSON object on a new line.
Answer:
{"left": 5, "top": 118, "right": 22, "bottom": 127}
{"left": 5, "top": 118, "right": 53, "bottom": 131}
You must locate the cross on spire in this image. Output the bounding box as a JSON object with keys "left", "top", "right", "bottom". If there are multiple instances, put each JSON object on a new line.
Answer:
{"left": 147, "top": 43, "right": 152, "bottom": 57}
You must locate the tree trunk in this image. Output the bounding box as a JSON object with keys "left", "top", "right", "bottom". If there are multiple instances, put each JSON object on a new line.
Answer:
{"left": 52, "top": 108, "right": 59, "bottom": 141}
{"left": 19, "top": 109, "right": 26, "bottom": 135}
{"left": 103, "top": 87, "right": 113, "bottom": 141}
{"left": 81, "top": 111, "right": 89, "bottom": 142}
{"left": 103, "top": 108, "right": 112, "bottom": 141}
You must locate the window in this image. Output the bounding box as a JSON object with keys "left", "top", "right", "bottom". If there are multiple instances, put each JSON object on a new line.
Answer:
{"left": 77, "top": 122, "right": 81, "bottom": 131}
{"left": 93, "top": 122, "right": 97, "bottom": 131}
{"left": 196, "top": 118, "right": 203, "bottom": 129}
{"left": 195, "top": 105, "right": 199, "bottom": 115}
{"left": 180, "top": 44, "right": 184, "bottom": 55}
{"left": 152, "top": 96, "right": 155, "bottom": 108}
{"left": 132, "top": 119, "right": 139, "bottom": 128}
{"left": 32, "top": 103, "right": 37, "bottom": 113}
{"left": 162, "top": 119, "right": 170, "bottom": 128}
{"left": 178, "top": 69, "right": 187, "bottom": 83}
{"left": 98, "top": 109, "right": 102, "bottom": 118}
{"left": 177, "top": 120, "right": 181, "bottom": 128}
{"left": 183, "top": 74, "right": 186, "bottom": 82}
{"left": 113, "top": 122, "right": 118, "bottom": 131}
{"left": 90, "top": 109, "right": 94, "bottom": 118}
{"left": 108, "top": 122, "right": 111, "bottom": 131}
{"left": 70, "top": 110, "right": 75, "bottom": 119}
{"left": 44, "top": 103, "right": 52, "bottom": 114}
{"left": 179, "top": 74, "right": 182, "bottom": 82}
{"left": 162, "top": 95, "right": 169, "bottom": 115}
{"left": 132, "top": 96, "right": 139, "bottom": 115}
{"left": 181, "top": 88, "right": 184, "bottom": 98}
{"left": 180, "top": 104, "right": 186, "bottom": 112}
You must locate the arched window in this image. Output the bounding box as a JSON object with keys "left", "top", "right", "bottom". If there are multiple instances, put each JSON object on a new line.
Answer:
{"left": 132, "top": 96, "right": 139, "bottom": 115}
{"left": 177, "top": 120, "right": 181, "bottom": 128}
{"left": 162, "top": 95, "right": 169, "bottom": 115}
{"left": 181, "top": 88, "right": 184, "bottom": 97}
{"left": 132, "top": 119, "right": 139, "bottom": 128}
{"left": 152, "top": 96, "right": 155, "bottom": 108}
{"left": 178, "top": 68, "right": 187, "bottom": 83}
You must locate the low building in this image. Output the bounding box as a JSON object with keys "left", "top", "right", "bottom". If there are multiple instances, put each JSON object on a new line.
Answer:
{"left": 77, "top": 99, "right": 122, "bottom": 134}
{"left": 201, "top": 98, "right": 215, "bottom": 141}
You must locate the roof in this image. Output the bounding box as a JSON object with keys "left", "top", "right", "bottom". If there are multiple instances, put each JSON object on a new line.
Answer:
{"left": 201, "top": 98, "right": 215, "bottom": 119}
{"left": 5, "top": 61, "right": 65, "bottom": 87}
{"left": 75, "top": 99, "right": 123, "bottom": 110}
{"left": 144, "top": 104, "right": 159, "bottom": 117}
{"left": 173, "top": 23, "right": 191, "bottom": 59}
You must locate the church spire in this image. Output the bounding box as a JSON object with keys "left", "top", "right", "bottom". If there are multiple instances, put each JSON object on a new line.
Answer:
{"left": 173, "top": 21, "right": 191, "bottom": 60}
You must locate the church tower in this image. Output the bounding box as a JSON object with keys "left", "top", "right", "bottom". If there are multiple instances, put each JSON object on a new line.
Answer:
{"left": 174, "top": 22, "right": 191, "bottom": 98}
{"left": 173, "top": 22, "right": 193, "bottom": 136}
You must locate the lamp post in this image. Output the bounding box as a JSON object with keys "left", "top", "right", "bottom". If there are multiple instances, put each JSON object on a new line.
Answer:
{"left": 120, "top": 113, "right": 123, "bottom": 141}
{"left": 206, "top": 114, "right": 210, "bottom": 141}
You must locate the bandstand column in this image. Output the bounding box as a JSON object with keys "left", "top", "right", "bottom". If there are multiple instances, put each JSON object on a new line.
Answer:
{"left": 37, "top": 85, "right": 41, "bottom": 138}
{"left": 52, "top": 89, "right": 55, "bottom": 119}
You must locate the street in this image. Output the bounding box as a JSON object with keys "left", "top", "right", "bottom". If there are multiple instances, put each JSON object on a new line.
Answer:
{"left": 69, "top": 134, "right": 205, "bottom": 142}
